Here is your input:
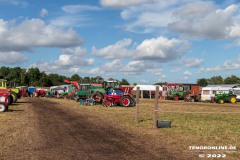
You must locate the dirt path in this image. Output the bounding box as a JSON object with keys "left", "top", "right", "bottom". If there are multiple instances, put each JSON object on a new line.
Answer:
{"left": 0, "top": 98, "right": 180, "bottom": 160}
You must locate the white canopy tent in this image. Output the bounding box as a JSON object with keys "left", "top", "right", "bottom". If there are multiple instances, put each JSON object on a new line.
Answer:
{"left": 133, "top": 85, "right": 162, "bottom": 98}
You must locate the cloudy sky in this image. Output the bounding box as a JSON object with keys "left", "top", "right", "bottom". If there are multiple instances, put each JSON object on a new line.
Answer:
{"left": 0, "top": 0, "right": 240, "bottom": 84}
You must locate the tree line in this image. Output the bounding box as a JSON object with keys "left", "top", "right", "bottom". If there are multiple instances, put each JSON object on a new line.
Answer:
{"left": 0, "top": 66, "right": 130, "bottom": 87}
{"left": 196, "top": 75, "right": 240, "bottom": 87}
{"left": 1, "top": 66, "right": 239, "bottom": 87}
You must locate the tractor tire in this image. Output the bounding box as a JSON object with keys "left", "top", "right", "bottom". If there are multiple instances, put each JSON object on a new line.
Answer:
{"left": 191, "top": 98, "right": 195, "bottom": 102}
{"left": 229, "top": 96, "right": 237, "bottom": 104}
{"left": 74, "top": 96, "right": 80, "bottom": 102}
{"left": 219, "top": 99, "right": 224, "bottom": 104}
{"left": 174, "top": 95, "right": 179, "bottom": 101}
{"left": 11, "top": 92, "right": 18, "bottom": 103}
{"left": 8, "top": 95, "right": 13, "bottom": 105}
{"left": 130, "top": 97, "right": 136, "bottom": 106}
{"left": 105, "top": 101, "right": 112, "bottom": 107}
{"left": 120, "top": 96, "right": 131, "bottom": 107}
{"left": 0, "top": 104, "right": 8, "bottom": 112}
{"left": 91, "top": 92, "right": 103, "bottom": 104}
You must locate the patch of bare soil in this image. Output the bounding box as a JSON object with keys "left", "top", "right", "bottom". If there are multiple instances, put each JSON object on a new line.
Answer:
{"left": 0, "top": 98, "right": 186, "bottom": 160}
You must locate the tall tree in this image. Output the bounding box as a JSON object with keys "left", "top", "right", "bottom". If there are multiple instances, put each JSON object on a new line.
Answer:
{"left": 7, "top": 67, "right": 21, "bottom": 86}
{"left": 20, "top": 69, "right": 27, "bottom": 85}
{"left": 119, "top": 78, "right": 130, "bottom": 85}
{"left": 224, "top": 75, "right": 240, "bottom": 84}
{"left": 0, "top": 66, "right": 10, "bottom": 79}
{"left": 82, "top": 77, "right": 91, "bottom": 83}
{"left": 71, "top": 74, "right": 82, "bottom": 81}
{"left": 27, "top": 68, "right": 41, "bottom": 86}
{"left": 39, "top": 71, "right": 51, "bottom": 87}
{"left": 208, "top": 76, "right": 224, "bottom": 85}
{"left": 197, "top": 78, "right": 208, "bottom": 87}
{"left": 48, "top": 73, "right": 67, "bottom": 86}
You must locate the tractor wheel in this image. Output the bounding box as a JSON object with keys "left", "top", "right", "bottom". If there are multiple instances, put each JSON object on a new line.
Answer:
{"left": 191, "top": 98, "right": 195, "bottom": 102}
{"left": 0, "top": 104, "right": 7, "bottom": 112}
{"left": 34, "top": 92, "right": 39, "bottom": 97}
{"left": 120, "top": 96, "right": 131, "bottom": 107}
{"left": 130, "top": 98, "right": 136, "bottom": 106}
{"left": 74, "top": 96, "right": 80, "bottom": 102}
{"left": 91, "top": 92, "right": 103, "bottom": 104}
{"left": 230, "top": 96, "right": 237, "bottom": 104}
{"left": 174, "top": 95, "right": 179, "bottom": 101}
{"left": 219, "top": 99, "right": 224, "bottom": 104}
{"left": 8, "top": 95, "right": 13, "bottom": 105}
{"left": 106, "top": 101, "right": 112, "bottom": 107}
{"left": 11, "top": 92, "right": 18, "bottom": 103}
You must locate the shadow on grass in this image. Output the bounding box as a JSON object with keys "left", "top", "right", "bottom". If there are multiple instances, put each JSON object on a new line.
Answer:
{"left": 15, "top": 101, "right": 32, "bottom": 104}
{"left": 7, "top": 109, "right": 25, "bottom": 112}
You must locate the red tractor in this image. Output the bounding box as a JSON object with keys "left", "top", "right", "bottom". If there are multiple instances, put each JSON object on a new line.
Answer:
{"left": 0, "top": 91, "right": 10, "bottom": 112}
{"left": 33, "top": 88, "right": 46, "bottom": 97}
{"left": 102, "top": 88, "right": 136, "bottom": 107}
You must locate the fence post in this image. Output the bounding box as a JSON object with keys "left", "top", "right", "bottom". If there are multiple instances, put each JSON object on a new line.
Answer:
{"left": 135, "top": 87, "right": 140, "bottom": 123}
{"left": 153, "top": 86, "right": 159, "bottom": 129}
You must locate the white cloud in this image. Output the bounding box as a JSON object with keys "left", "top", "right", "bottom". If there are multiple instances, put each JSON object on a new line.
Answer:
{"left": 40, "top": 8, "right": 48, "bottom": 17}
{"left": 183, "top": 70, "right": 192, "bottom": 76}
{"left": 100, "top": 0, "right": 150, "bottom": 8}
{"left": 50, "top": 15, "right": 89, "bottom": 27}
{"left": 0, "top": 51, "right": 27, "bottom": 65}
{"left": 88, "top": 67, "right": 105, "bottom": 75}
{"left": 92, "top": 38, "right": 134, "bottom": 59}
{"left": 135, "top": 37, "right": 189, "bottom": 61}
{"left": 92, "top": 37, "right": 189, "bottom": 62}
{"left": 62, "top": 5, "right": 102, "bottom": 13}
{"left": 199, "top": 59, "right": 240, "bottom": 72}
{"left": 61, "top": 47, "right": 86, "bottom": 56}
{"left": 30, "top": 47, "right": 94, "bottom": 75}
{"left": 170, "top": 68, "right": 181, "bottom": 73}
{"left": 0, "top": 18, "right": 83, "bottom": 52}
{"left": 179, "top": 58, "right": 204, "bottom": 67}
{"left": 0, "top": 0, "right": 28, "bottom": 7}
{"left": 169, "top": 4, "right": 238, "bottom": 39}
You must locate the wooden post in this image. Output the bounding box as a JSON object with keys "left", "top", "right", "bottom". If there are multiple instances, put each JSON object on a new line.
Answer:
{"left": 153, "top": 86, "right": 159, "bottom": 129}
{"left": 135, "top": 87, "right": 140, "bottom": 123}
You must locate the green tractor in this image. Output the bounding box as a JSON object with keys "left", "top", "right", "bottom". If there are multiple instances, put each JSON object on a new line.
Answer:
{"left": 74, "top": 80, "right": 120, "bottom": 103}
{"left": 0, "top": 79, "right": 20, "bottom": 104}
{"left": 74, "top": 83, "right": 105, "bottom": 102}
{"left": 214, "top": 91, "right": 237, "bottom": 104}
{"left": 169, "top": 85, "right": 190, "bottom": 101}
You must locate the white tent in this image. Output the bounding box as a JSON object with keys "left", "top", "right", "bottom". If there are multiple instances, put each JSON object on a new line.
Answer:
{"left": 133, "top": 85, "right": 162, "bottom": 98}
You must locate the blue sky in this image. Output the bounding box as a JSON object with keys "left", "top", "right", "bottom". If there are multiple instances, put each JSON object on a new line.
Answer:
{"left": 0, "top": 0, "right": 240, "bottom": 85}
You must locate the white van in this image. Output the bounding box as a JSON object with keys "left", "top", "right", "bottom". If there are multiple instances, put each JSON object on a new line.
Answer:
{"left": 201, "top": 87, "right": 232, "bottom": 102}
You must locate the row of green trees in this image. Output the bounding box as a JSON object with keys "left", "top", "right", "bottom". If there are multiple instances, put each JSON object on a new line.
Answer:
{"left": 0, "top": 66, "right": 130, "bottom": 87}
{"left": 1, "top": 66, "right": 239, "bottom": 87}
{"left": 197, "top": 75, "right": 240, "bottom": 87}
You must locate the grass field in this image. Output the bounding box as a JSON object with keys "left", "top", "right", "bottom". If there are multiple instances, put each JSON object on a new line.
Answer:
{"left": 52, "top": 98, "right": 240, "bottom": 159}
{"left": 1, "top": 98, "right": 239, "bottom": 159}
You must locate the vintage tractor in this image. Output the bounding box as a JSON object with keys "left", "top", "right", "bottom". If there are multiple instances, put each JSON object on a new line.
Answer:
{"left": 169, "top": 85, "right": 190, "bottom": 101}
{"left": 33, "top": 88, "right": 46, "bottom": 97}
{"left": 102, "top": 82, "right": 136, "bottom": 107}
{"left": 102, "top": 88, "right": 136, "bottom": 107}
{"left": 0, "top": 79, "right": 19, "bottom": 104}
{"left": 0, "top": 91, "right": 9, "bottom": 112}
{"left": 214, "top": 91, "right": 237, "bottom": 104}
